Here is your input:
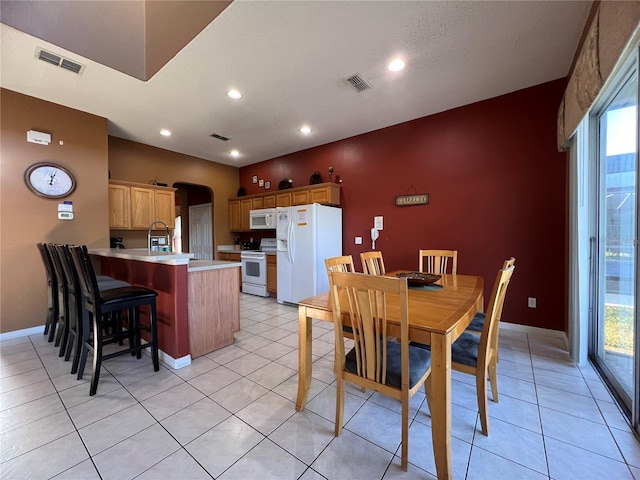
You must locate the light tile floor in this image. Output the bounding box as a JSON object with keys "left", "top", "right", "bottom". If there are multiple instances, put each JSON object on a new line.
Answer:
{"left": 1, "top": 294, "right": 639, "bottom": 479}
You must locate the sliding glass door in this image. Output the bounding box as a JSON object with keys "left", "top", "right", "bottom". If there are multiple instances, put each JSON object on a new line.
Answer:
{"left": 591, "top": 61, "right": 638, "bottom": 429}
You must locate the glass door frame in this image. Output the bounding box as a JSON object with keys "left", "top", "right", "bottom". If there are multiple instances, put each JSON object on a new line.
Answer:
{"left": 588, "top": 47, "right": 640, "bottom": 435}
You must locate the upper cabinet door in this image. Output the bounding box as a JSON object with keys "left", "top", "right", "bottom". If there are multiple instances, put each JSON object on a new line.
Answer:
{"left": 155, "top": 189, "right": 176, "bottom": 228}
{"left": 108, "top": 184, "right": 131, "bottom": 228}
{"left": 130, "top": 186, "right": 155, "bottom": 228}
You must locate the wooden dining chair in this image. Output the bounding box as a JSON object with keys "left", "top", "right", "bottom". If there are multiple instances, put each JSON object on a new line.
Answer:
{"left": 466, "top": 257, "right": 515, "bottom": 335}
{"left": 360, "top": 251, "right": 386, "bottom": 275}
{"left": 420, "top": 262, "right": 515, "bottom": 436}
{"left": 328, "top": 270, "right": 431, "bottom": 471}
{"left": 325, "top": 255, "right": 356, "bottom": 339}
{"left": 325, "top": 255, "right": 355, "bottom": 274}
{"left": 418, "top": 249, "right": 458, "bottom": 274}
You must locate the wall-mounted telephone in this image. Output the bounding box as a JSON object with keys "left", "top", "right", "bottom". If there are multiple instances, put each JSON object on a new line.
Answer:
{"left": 371, "top": 227, "right": 380, "bottom": 249}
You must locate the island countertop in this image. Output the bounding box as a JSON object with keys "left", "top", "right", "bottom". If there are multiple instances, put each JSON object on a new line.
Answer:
{"left": 89, "top": 248, "right": 195, "bottom": 265}
{"left": 188, "top": 260, "right": 241, "bottom": 272}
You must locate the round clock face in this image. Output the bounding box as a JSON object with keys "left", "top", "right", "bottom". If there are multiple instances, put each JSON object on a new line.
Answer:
{"left": 25, "top": 163, "right": 76, "bottom": 198}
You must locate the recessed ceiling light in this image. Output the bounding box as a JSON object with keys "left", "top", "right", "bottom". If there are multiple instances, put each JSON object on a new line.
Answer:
{"left": 227, "top": 89, "right": 242, "bottom": 99}
{"left": 230, "top": 150, "right": 240, "bottom": 158}
{"left": 160, "top": 129, "right": 171, "bottom": 137}
{"left": 388, "top": 58, "right": 405, "bottom": 72}
{"left": 300, "top": 126, "right": 311, "bottom": 135}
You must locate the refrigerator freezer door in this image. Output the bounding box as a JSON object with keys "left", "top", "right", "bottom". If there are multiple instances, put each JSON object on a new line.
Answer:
{"left": 277, "top": 207, "right": 293, "bottom": 303}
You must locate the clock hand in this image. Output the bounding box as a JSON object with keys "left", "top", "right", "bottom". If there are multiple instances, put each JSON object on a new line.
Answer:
{"left": 49, "top": 171, "right": 57, "bottom": 185}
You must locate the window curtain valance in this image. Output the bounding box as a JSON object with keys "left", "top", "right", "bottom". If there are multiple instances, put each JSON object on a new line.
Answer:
{"left": 557, "top": 1, "right": 640, "bottom": 151}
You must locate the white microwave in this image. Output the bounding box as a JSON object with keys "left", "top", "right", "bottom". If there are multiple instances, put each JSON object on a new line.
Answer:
{"left": 249, "top": 208, "right": 277, "bottom": 229}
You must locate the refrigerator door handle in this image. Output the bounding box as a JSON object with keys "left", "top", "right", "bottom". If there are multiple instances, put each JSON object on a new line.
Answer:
{"left": 288, "top": 222, "right": 294, "bottom": 263}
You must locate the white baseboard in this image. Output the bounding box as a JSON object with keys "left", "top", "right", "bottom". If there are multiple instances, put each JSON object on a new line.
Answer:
{"left": 0, "top": 326, "right": 44, "bottom": 341}
{"left": 500, "top": 322, "right": 568, "bottom": 349}
{"left": 1, "top": 325, "right": 192, "bottom": 369}
{"left": 156, "top": 350, "right": 192, "bottom": 369}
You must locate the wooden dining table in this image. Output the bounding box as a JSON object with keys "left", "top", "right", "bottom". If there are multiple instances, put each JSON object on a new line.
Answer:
{"left": 295, "top": 272, "right": 484, "bottom": 480}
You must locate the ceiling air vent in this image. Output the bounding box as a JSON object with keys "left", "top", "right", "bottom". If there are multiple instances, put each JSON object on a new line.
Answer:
{"left": 35, "top": 48, "right": 85, "bottom": 75}
{"left": 210, "top": 133, "right": 230, "bottom": 141}
{"left": 344, "top": 73, "right": 372, "bottom": 92}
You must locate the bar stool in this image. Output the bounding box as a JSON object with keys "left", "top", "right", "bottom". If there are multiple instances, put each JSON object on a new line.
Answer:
{"left": 69, "top": 245, "right": 160, "bottom": 395}
{"left": 55, "top": 244, "right": 130, "bottom": 374}
{"left": 46, "top": 244, "right": 72, "bottom": 357}
{"left": 36, "top": 243, "right": 59, "bottom": 342}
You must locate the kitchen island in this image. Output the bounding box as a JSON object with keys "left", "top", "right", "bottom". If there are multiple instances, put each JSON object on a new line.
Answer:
{"left": 89, "top": 249, "right": 241, "bottom": 367}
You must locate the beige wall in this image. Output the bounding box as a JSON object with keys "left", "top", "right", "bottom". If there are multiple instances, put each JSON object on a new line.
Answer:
{"left": 108, "top": 137, "right": 238, "bottom": 251}
{"left": 0, "top": 90, "right": 240, "bottom": 335}
{"left": 0, "top": 88, "right": 111, "bottom": 333}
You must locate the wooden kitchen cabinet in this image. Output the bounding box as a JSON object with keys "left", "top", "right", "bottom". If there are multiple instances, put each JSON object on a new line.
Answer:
{"left": 229, "top": 200, "right": 241, "bottom": 231}
{"left": 309, "top": 184, "right": 340, "bottom": 205}
{"left": 155, "top": 189, "right": 176, "bottom": 228}
{"left": 228, "top": 183, "right": 340, "bottom": 231}
{"left": 292, "top": 189, "right": 310, "bottom": 205}
{"left": 218, "top": 251, "right": 242, "bottom": 290}
{"left": 276, "top": 192, "right": 292, "bottom": 207}
{"left": 108, "top": 183, "right": 131, "bottom": 228}
{"left": 218, "top": 252, "right": 241, "bottom": 262}
{"left": 130, "top": 186, "right": 155, "bottom": 228}
{"left": 241, "top": 199, "right": 253, "bottom": 230}
{"left": 266, "top": 255, "right": 277, "bottom": 294}
{"left": 109, "top": 180, "right": 176, "bottom": 230}
{"left": 263, "top": 194, "right": 276, "bottom": 208}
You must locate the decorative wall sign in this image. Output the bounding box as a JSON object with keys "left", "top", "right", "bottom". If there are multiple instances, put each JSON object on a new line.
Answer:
{"left": 395, "top": 193, "right": 429, "bottom": 206}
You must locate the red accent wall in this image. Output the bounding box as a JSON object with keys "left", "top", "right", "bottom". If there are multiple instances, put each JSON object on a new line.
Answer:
{"left": 240, "top": 79, "right": 568, "bottom": 331}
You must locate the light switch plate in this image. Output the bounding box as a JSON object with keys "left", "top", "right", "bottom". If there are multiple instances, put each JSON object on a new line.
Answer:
{"left": 355, "top": 236, "right": 362, "bottom": 245}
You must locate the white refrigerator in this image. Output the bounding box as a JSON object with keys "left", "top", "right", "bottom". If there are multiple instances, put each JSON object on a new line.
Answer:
{"left": 276, "top": 203, "right": 342, "bottom": 304}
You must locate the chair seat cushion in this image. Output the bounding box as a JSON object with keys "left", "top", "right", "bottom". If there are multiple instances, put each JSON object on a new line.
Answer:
{"left": 450, "top": 332, "right": 480, "bottom": 368}
{"left": 97, "top": 279, "right": 131, "bottom": 291}
{"left": 412, "top": 331, "right": 480, "bottom": 368}
{"left": 466, "top": 312, "right": 484, "bottom": 332}
{"left": 345, "top": 340, "right": 431, "bottom": 389}
{"left": 99, "top": 286, "right": 158, "bottom": 307}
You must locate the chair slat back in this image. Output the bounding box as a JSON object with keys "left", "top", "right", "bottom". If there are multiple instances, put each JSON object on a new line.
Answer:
{"left": 495, "top": 257, "right": 515, "bottom": 321}
{"left": 360, "top": 251, "right": 386, "bottom": 275}
{"left": 46, "top": 244, "right": 66, "bottom": 290}
{"left": 478, "top": 264, "right": 515, "bottom": 367}
{"left": 329, "top": 271, "right": 408, "bottom": 386}
{"left": 69, "top": 245, "right": 101, "bottom": 307}
{"left": 36, "top": 243, "right": 57, "bottom": 286}
{"left": 56, "top": 245, "right": 81, "bottom": 297}
{"left": 418, "top": 249, "right": 458, "bottom": 274}
{"left": 325, "top": 255, "right": 355, "bottom": 274}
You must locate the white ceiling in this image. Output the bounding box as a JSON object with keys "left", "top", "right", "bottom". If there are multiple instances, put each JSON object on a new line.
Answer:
{"left": 0, "top": 1, "right": 591, "bottom": 167}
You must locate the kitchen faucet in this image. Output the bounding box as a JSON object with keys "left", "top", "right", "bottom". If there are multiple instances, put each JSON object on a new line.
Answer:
{"left": 148, "top": 221, "right": 171, "bottom": 252}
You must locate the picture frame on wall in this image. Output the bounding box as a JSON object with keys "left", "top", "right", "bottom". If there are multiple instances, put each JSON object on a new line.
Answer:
{"left": 265, "top": 181, "right": 271, "bottom": 190}
{"left": 252, "top": 175, "right": 258, "bottom": 184}
{"left": 259, "top": 179, "right": 264, "bottom": 187}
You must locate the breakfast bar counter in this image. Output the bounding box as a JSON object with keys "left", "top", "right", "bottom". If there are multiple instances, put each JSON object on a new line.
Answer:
{"left": 89, "top": 249, "right": 241, "bottom": 367}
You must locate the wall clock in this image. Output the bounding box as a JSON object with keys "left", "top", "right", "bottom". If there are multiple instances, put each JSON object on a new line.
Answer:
{"left": 24, "top": 162, "right": 76, "bottom": 198}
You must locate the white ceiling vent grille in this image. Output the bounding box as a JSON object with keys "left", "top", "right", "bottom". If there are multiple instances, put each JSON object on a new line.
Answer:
{"left": 35, "top": 48, "right": 85, "bottom": 75}
{"left": 210, "top": 133, "right": 230, "bottom": 141}
{"left": 344, "top": 73, "right": 372, "bottom": 92}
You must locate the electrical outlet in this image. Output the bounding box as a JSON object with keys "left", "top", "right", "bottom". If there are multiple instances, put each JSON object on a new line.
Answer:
{"left": 355, "top": 236, "right": 362, "bottom": 245}
{"left": 528, "top": 297, "right": 537, "bottom": 308}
